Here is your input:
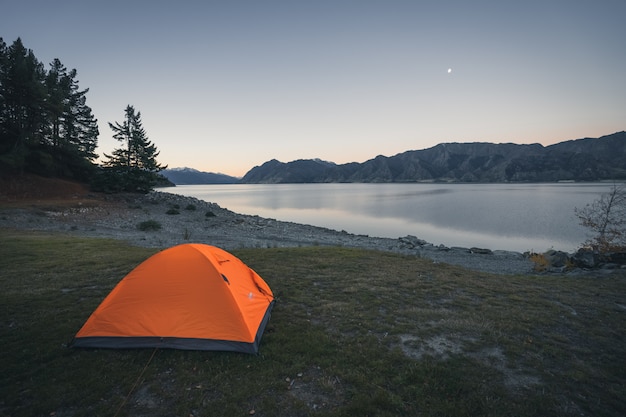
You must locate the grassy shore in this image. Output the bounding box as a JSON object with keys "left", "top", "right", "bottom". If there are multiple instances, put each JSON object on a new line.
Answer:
{"left": 1, "top": 228, "right": 625, "bottom": 417}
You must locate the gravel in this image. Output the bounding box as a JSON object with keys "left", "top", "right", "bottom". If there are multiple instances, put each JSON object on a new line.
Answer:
{"left": 0, "top": 190, "right": 535, "bottom": 275}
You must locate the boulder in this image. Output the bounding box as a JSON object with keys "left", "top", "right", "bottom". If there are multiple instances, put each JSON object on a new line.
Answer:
{"left": 398, "top": 235, "right": 429, "bottom": 248}
{"left": 571, "top": 248, "right": 601, "bottom": 269}
{"left": 544, "top": 249, "right": 570, "bottom": 268}
{"left": 605, "top": 251, "right": 626, "bottom": 265}
{"left": 469, "top": 247, "right": 493, "bottom": 255}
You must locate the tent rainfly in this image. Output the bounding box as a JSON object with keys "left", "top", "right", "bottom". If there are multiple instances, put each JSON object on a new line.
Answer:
{"left": 71, "top": 244, "right": 275, "bottom": 354}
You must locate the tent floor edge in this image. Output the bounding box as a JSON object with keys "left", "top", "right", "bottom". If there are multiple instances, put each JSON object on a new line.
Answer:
{"left": 70, "top": 336, "right": 260, "bottom": 354}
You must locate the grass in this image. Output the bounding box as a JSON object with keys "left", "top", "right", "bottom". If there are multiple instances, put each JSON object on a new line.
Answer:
{"left": 1, "top": 229, "right": 625, "bottom": 417}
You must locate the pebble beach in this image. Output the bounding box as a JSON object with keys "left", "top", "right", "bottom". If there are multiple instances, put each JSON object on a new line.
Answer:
{"left": 0, "top": 190, "right": 535, "bottom": 275}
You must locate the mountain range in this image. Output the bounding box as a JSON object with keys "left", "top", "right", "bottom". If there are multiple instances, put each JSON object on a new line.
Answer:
{"left": 242, "top": 131, "right": 626, "bottom": 183}
{"left": 164, "top": 131, "right": 626, "bottom": 184}
{"left": 160, "top": 168, "right": 240, "bottom": 185}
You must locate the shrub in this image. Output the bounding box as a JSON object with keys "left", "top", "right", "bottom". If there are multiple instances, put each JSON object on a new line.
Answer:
{"left": 166, "top": 208, "right": 180, "bottom": 215}
{"left": 205, "top": 211, "right": 216, "bottom": 218}
{"left": 137, "top": 220, "right": 162, "bottom": 231}
{"left": 575, "top": 183, "right": 626, "bottom": 252}
{"left": 185, "top": 204, "right": 197, "bottom": 211}
{"left": 529, "top": 252, "right": 550, "bottom": 272}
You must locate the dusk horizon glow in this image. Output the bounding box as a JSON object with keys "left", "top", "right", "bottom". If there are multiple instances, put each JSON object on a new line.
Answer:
{"left": 3, "top": 1, "right": 625, "bottom": 177}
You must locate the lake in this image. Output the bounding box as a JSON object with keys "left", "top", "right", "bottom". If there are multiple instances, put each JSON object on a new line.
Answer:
{"left": 166, "top": 183, "right": 616, "bottom": 253}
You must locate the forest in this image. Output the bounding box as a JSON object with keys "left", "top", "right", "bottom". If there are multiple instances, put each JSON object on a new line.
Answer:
{"left": 0, "top": 37, "right": 164, "bottom": 192}
{"left": 0, "top": 37, "right": 99, "bottom": 178}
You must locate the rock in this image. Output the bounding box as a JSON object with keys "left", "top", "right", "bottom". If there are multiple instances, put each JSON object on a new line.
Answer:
{"left": 544, "top": 249, "right": 570, "bottom": 268}
{"left": 494, "top": 250, "right": 525, "bottom": 259}
{"left": 398, "top": 235, "right": 428, "bottom": 248}
{"left": 469, "top": 247, "right": 493, "bottom": 255}
{"left": 569, "top": 248, "right": 626, "bottom": 270}
{"left": 605, "top": 251, "right": 626, "bottom": 265}
{"left": 572, "top": 248, "right": 600, "bottom": 269}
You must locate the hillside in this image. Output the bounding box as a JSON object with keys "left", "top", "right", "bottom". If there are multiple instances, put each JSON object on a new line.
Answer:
{"left": 0, "top": 174, "right": 94, "bottom": 203}
{"left": 241, "top": 131, "right": 626, "bottom": 183}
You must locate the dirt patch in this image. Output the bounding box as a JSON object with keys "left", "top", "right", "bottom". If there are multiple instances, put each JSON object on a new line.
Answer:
{"left": 0, "top": 174, "right": 103, "bottom": 208}
{"left": 398, "top": 334, "right": 541, "bottom": 394}
{"left": 398, "top": 334, "right": 470, "bottom": 360}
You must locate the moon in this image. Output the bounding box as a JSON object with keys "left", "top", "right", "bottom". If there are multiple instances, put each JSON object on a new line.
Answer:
{"left": 447, "top": 68, "right": 452, "bottom": 74}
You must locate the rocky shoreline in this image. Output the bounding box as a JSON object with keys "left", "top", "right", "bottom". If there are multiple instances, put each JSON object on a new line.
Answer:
{"left": 2, "top": 190, "right": 544, "bottom": 275}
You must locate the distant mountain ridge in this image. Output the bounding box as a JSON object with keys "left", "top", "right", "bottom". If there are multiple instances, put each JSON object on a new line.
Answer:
{"left": 241, "top": 131, "right": 626, "bottom": 183}
{"left": 161, "top": 168, "right": 239, "bottom": 185}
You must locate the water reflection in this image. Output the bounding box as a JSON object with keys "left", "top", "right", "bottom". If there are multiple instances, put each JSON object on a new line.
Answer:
{"left": 168, "top": 183, "right": 613, "bottom": 252}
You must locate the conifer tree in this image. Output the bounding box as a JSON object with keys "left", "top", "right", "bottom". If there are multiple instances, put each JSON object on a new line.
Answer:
{"left": 0, "top": 38, "right": 7, "bottom": 149}
{"left": 44, "top": 58, "right": 99, "bottom": 176}
{"left": 0, "top": 37, "right": 47, "bottom": 170}
{"left": 98, "top": 105, "right": 165, "bottom": 193}
{"left": 0, "top": 37, "right": 99, "bottom": 177}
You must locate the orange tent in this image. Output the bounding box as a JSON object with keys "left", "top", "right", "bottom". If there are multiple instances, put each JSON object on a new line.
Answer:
{"left": 71, "top": 244, "right": 274, "bottom": 354}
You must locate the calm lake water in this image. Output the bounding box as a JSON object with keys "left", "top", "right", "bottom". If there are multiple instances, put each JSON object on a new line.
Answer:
{"left": 167, "top": 183, "right": 616, "bottom": 253}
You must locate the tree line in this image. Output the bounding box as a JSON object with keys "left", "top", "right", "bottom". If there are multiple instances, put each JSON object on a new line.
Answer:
{"left": 0, "top": 37, "right": 164, "bottom": 192}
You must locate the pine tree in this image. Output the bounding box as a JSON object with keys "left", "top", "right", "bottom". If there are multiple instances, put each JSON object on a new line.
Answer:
{"left": 0, "top": 37, "right": 99, "bottom": 177}
{"left": 0, "top": 37, "right": 47, "bottom": 170}
{"left": 44, "top": 58, "right": 99, "bottom": 176}
{"left": 0, "top": 38, "right": 7, "bottom": 149}
{"left": 98, "top": 105, "right": 165, "bottom": 193}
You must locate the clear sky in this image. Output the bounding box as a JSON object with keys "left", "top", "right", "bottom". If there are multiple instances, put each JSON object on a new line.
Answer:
{"left": 2, "top": 0, "right": 625, "bottom": 177}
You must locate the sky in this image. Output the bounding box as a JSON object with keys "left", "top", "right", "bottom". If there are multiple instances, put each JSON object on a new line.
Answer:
{"left": 2, "top": 0, "right": 625, "bottom": 177}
